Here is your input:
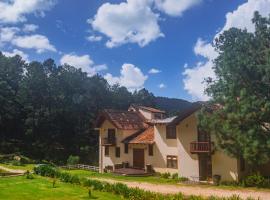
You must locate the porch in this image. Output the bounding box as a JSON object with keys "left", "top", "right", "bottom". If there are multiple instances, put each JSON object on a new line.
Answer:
{"left": 113, "top": 167, "right": 153, "bottom": 176}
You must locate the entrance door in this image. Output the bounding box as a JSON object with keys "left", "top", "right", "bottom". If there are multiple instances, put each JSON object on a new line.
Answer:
{"left": 133, "top": 149, "right": 145, "bottom": 169}
{"left": 199, "top": 154, "right": 212, "bottom": 181}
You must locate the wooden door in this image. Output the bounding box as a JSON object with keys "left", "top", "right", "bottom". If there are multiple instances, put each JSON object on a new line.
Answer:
{"left": 199, "top": 154, "right": 212, "bottom": 181}
{"left": 133, "top": 149, "right": 145, "bottom": 169}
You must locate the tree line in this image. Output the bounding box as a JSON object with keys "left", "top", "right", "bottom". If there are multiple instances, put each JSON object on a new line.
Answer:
{"left": 0, "top": 54, "right": 156, "bottom": 164}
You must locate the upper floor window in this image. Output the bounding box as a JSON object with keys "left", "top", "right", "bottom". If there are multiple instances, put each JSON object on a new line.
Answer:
{"left": 154, "top": 113, "right": 163, "bottom": 119}
{"left": 108, "top": 129, "right": 116, "bottom": 138}
{"left": 166, "top": 125, "right": 176, "bottom": 139}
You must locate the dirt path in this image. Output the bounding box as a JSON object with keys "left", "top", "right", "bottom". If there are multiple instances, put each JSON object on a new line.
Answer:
{"left": 93, "top": 177, "right": 270, "bottom": 200}
{"left": 0, "top": 165, "right": 26, "bottom": 174}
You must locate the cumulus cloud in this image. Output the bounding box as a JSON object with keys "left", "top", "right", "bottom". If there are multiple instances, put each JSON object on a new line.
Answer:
{"left": 0, "top": 26, "right": 56, "bottom": 53}
{"left": 104, "top": 63, "right": 148, "bottom": 91}
{"left": 183, "top": 0, "right": 270, "bottom": 101}
{"left": 60, "top": 54, "right": 107, "bottom": 76}
{"left": 87, "top": 35, "right": 102, "bottom": 42}
{"left": 149, "top": 68, "right": 161, "bottom": 74}
{"left": 11, "top": 34, "right": 56, "bottom": 53}
{"left": 90, "top": 0, "right": 163, "bottom": 48}
{"left": 0, "top": 0, "right": 56, "bottom": 24}
{"left": 158, "top": 83, "right": 166, "bottom": 89}
{"left": 2, "top": 49, "right": 29, "bottom": 62}
{"left": 154, "top": 0, "right": 201, "bottom": 16}
{"left": 23, "top": 24, "right": 39, "bottom": 32}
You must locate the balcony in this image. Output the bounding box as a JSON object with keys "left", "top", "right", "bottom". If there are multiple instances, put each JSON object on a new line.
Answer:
{"left": 190, "top": 141, "right": 213, "bottom": 154}
{"left": 102, "top": 137, "right": 116, "bottom": 146}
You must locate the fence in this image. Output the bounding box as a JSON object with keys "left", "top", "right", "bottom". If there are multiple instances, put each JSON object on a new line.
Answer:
{"left": 60, "top": 164, "right": 99, "bottom": 172}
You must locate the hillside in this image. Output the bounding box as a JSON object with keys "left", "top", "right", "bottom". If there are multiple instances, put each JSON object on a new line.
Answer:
{"left": 154, "top": 97, "right": 192, "bottom": 116}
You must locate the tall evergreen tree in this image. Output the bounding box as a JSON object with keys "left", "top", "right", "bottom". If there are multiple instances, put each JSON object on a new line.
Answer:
{"left": 200, "top": 12, "right": 270, "bottom": 167}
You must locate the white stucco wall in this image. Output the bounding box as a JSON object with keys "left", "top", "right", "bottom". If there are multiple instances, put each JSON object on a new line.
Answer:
{"left": 177, "top": 113, "right": 199, "bottom": 179}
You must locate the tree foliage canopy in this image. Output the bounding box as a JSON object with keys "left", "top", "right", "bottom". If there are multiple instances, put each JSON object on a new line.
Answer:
{"left": 200, "top": 12, "right": 270, "bottom": 166}
{"left": 0, "top": 53, "right": 156, "bottom": 164}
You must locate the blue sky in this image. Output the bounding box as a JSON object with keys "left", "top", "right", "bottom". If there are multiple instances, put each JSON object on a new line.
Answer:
{"left": 1, "top": 0, "right": 269, "bottom": 101}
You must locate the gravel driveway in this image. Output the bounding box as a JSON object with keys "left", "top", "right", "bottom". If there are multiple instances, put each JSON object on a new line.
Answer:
{"left": 94, "top": 177, "right": 270, "bottom": 200}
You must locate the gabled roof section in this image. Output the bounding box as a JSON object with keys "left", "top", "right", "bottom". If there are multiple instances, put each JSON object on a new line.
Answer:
{"left": 122, "top": 126, "right": 154, "bottom": 144}
{"left": 129, "top": 104, "right": 165, "bottom": 114}
{"left": 96, "top": 109, "right": 146, "bottom": 130}
{"left": 148, "top": 116, "right": 177, "bottom": 125}
{"left": 170, "top": 103, "right": 202, "bottom": 125}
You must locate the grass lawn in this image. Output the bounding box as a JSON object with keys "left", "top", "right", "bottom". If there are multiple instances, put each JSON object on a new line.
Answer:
{"left": 65, "top": 169, "right": 180, "bottom": 185}
{"left": 0, "top": 175, "right": 122, "bottom": 200}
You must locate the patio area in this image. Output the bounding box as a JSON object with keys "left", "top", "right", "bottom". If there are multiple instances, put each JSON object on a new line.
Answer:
{"left": 113, "top": 168, "right": 153, "bottom": 176}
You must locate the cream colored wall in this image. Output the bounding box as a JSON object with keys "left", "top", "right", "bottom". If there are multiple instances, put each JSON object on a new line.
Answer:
{"left": 212, "top": 151, "right": 239, "bottom": 181}
{"left": 177, "top": 113, "right": 199, "bottom": 179}
{"left": 99, "top": 120, "right": 138, "bottom": 171}
{"left": 149, "top": 125, "right": 178, "bottom": 174}
{"left": 139, "top": 109, "right": 152, "bottom": 120}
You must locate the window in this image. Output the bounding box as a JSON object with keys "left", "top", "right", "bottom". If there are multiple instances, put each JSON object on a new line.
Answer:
{"left": 105, "top": 146, "right": 109, "bottom": 156}
{"left": 115, "top": 147, "right": 120, "bottom": 158}
{"left": 167, "top": 155, "right": 178, "bottom": 169}
{"left": 148, "top": 144, "right": 153, "bottom": 156}
{"left": 240, "top": 157, "right": 245, "bottom": 172}
{"left": 166, "top": 125, "right": 176, "bottom": 139}
{"left": 124, "top": 144, "right": 129, "bottom": 154}
{"left": 154, "top": 113, "right": 163, "bottom": 119}
{"left": 108, "top": 129, "right": 116, "bottom": 138}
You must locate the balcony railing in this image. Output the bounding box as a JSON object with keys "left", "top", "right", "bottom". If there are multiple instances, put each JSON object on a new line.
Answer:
{"left": 102, "top": 137, "right": 116, "bottom": 146}
{"left": 190, "top": 141, "right": 213, "bottom": 154}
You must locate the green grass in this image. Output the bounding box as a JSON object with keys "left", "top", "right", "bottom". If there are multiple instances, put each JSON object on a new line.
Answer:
{"left": 0, "top": 175, "right": 122, "bottom": 200}
{"left": 65, "top": 169, "right": 180, "bottom": 185}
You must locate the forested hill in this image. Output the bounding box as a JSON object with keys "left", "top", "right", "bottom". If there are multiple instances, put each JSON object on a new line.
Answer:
{"left": 155, "top": 97, "right": 192, "bottom": 116}
{"left": 0, "top": 53, "right": 191, "bottom": 164}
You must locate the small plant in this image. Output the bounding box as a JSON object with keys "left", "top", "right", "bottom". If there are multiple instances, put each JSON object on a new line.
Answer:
{"left": 171, "top": 173, "right": 178, "bottom": 180}
{"left": 52, "top": 179, "right": 57, "bottom": 188}
{"left": 88, "top": 187, "right": 92, "bottom": 198}
{"left": 67, "top": 155, "right": 80, "bottom": 166}
{"left": 243, "top": 172, "right": 267, "bottom": 188}
{"left": 178, "top": 176, "right": 189, "bottom": 182}
{"left": 161, "top": 172, "right": 171, "bottom": 179}
{"left": 25, "top": 170, "right": 34, "bottom": 179}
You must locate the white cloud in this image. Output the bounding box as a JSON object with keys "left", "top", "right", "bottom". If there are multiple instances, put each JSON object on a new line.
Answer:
{"left": 149, "top": 68, "right": 161, "bottom": 74}
{"left": 60, "top": 54, "right": 107, "bottom": 76}
{"left": 0, "top": 27, "right": 19, "bottom": 43}
{"left": 104, "top": 63, "right": 148, "bottom": 91}
{"left": 87, "top": 35, "right": 102, "bottom": 42}
{"left": 0, "top": 0, "right": 56, "bottom": 24}
{"left": 90, "top": 0, "right": 163, "bottom": 48}
{"left": 183, "top": 0, "right": 270, "bottom": 101}
{"left": 2, "top": 49, "right": 29, "bottom": 62}
{"left": 11, "top": 34, "right": 56, "bottom": 53}
{"left": 154, "top": 0, "right": 201, "bottom": 16}
{"left": 23, "top": 24, "right": 39, "bottom": 32}
{"left": 158, "top": 83, "right": 166, "bottom": 89}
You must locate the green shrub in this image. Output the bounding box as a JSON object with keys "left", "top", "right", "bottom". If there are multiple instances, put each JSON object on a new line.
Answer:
{"left": 178, "top": 177, "right": 189, "bottom": 182}
{"left": 161, "top": 172, "right": 171, "bottom": 179}
{"left": 25, "top": 170, "right": 34, "bottom": 179}
{"left": 171, "top": 173, "right": 178, "bottom": 180}
{"left": 243, "top": 172, "right": 267, "bottom": 187}
{"left": 34, "top": 164, "right": 58, "bottom": 178}
{"left": 67, "top": 155, "right": 80, "bottom": 165}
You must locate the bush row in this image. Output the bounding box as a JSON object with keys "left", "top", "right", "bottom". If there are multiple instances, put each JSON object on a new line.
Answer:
{"left": 155, "top": 172, "right": 189, "bottom": 181}
{"left": 33, "top": 165, "right": 256, "bottom": 200}
{"left": 221, "top": 173, "right": 270, "bottom": 188}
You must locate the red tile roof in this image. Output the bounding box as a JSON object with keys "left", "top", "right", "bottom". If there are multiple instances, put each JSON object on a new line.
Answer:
{"left": 122, "top": 126, "right": 154, "bottom": 144}
{"left": 96, "top": 109, "right": 146, "bottom": 130}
